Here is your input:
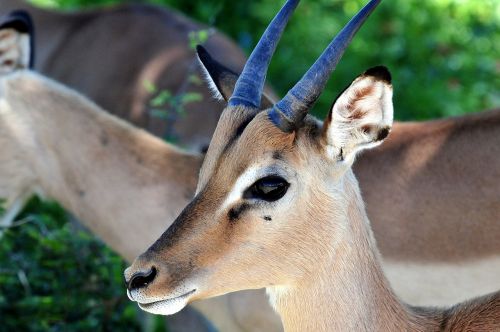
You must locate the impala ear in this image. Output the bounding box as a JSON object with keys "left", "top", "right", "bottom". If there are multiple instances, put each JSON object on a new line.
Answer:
{"left": 196, "top": 45, "right": 275, "bottom": 108}
{"left": 0, "top": 10, "right": 35, "bottom": 74}
{"left": 322, "top": 66, "right": 393, "bottom": 163}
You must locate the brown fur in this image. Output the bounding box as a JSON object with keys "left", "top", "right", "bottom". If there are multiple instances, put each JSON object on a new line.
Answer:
{"left": 356, "top": 111, "right": 500, "bottom": 262}
{"left": 0, "top": 0, "right": 254, "bottom": 151}
{"left": 126, "top": 70, "right": 500, "bottom": 331}
{"left": 2, "top": 64, "right": 499, "bottom": 332}
{"left": 0, "top": 71, "right": 202, "bottom": 258}
{"left": 0, "top": 70, "right": 257, "bottom": 331}
{"left": 1, "top": 4, "right": 499, "bottom": 331}
{"left": 440, "top": 293, "right": 500, "bottom": 331}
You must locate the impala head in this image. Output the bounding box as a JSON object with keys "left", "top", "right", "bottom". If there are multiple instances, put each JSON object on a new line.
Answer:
{"left": 125, "top": 0, "right": 392, "bottom": 315}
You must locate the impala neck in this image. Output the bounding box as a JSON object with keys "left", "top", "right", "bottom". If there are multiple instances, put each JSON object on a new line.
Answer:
{"left": 267, "top": 171, "right": 440, "bottom": 331}
{"left": 3, "top": 72, "right": 201, "bottom": 261}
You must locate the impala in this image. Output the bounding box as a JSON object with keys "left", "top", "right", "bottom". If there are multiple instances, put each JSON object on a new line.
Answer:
{"left": 0, "top": 0, "right": 260, "bottom": 151}
{"left": 126, "top": 0, "right": 500, "bottom": 330}
{"left": 1, "top": 6, "right": 499, "bottom": 332}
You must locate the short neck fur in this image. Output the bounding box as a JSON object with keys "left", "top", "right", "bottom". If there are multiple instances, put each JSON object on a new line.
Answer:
{"left": 267, "top": 170, "right": 441, "bottom": 332}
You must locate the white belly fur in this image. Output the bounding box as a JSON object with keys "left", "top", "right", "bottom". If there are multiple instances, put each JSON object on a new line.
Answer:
{"left": 190, "top": 258, "right": 500, "bottom": 332}
{"left": 383, "top": 256, "right": 500, "bottom": 306}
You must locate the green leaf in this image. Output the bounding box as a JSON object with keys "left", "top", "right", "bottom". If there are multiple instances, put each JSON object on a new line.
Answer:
{"left": 150, "top": 90, "right": 172, "bottom": 107}
{"left": 143, "top": 80, "right": 157, "bottom": 94}
{"left": 188, "top": 74, "right": 202, "bottom": 86}
{"left": 180, "top": 92, "right": 203, "bottom": 104}
{"left": 150, "top": 109, "right": 169, "bottom": 119}
{"left": 0, "top": 198, "right": 5, "bottom": 216}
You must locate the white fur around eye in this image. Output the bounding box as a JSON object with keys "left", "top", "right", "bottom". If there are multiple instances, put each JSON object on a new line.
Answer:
{"left": 220, "top": 166, "right": 260, "bottom": 211}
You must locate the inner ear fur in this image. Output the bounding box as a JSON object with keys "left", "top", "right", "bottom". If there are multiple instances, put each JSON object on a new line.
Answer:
{"left": 196, "top": 45, "right": 275, "bottom": 108}
{"left": 322, "top": 66, "right": 393, "bottom": 160}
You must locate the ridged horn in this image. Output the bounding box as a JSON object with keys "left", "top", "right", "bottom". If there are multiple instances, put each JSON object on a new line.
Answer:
{"left": 269, "top": 0, "right": 381, "bottom": 132}
{"left": 228, "top": 0, "right": 299, "bottom": 108}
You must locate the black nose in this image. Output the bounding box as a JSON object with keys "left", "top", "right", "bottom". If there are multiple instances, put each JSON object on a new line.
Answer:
{"left": 127, "top": 266, "right": 157, "bottom": 291}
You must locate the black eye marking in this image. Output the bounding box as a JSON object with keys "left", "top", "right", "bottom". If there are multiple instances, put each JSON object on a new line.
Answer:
{"left": 228, "top": 203, "right": 250, "bottom": 222}
{"left": 263, "top": 215, "right": 272, "bottom": 221}
{"left": 244, "top": 176, "right": 290, "bottom": 202}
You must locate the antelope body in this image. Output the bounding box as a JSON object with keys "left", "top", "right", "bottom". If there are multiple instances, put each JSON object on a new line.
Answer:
{"left": 126, "top": 0, "right": 500, "bottom": 330}
{"left": 1, "top": 5, "right": 500, "bottom": 332}
{"left": 0, "top": 0, "right": 252, "bottom": 151}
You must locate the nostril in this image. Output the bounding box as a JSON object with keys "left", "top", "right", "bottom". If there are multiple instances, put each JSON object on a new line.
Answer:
{"left": 128, "top": 266, "right": 157, "bottom": 291}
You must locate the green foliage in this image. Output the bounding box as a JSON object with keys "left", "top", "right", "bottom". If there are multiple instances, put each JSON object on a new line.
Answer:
{"left": 142, "top": 27, "right": 208, "bottom": 142}
{"left": 0, "top": 197, "right": 142, "bottom": 331}
{"left": 30, "top": 0, "right": 499, "bottom": 120}
{"left": 188, "top": 29, "right": 214, "bottom": 50}
{"left": 12, "top": 0, "right": 500, "bottom": 329}
{"left": 0, "top": 199, "right": 5, "bottom": 215}
{"left": 143, "top": 79, "right": 203, "bottom": 142}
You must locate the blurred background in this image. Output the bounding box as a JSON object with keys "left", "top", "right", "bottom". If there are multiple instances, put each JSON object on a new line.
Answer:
{"left": 1, "top": 0, "right": 498, "bottom": 331}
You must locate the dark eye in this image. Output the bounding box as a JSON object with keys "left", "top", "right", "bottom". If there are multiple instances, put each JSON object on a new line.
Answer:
{"left": 245, "top": 176, "right": 290, "bottom": 202}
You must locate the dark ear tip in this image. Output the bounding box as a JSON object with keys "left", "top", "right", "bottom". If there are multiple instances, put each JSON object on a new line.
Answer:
{"left": 10, "top": 10, "right": 32, "bottom": 22}
{"left": 0, "top": 10, "right": 33, "bottom": 33}
{"left": 196, "top": 44, "right": 217, "bottom": 67}
{"left": 195, "top": 44, "right": 206, "bottom": 55}
{"left": 364, "top": 66, "right": 391, "bottom": 84}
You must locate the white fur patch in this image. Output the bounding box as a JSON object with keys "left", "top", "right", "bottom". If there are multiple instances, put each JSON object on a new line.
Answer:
{"left": 0, "top": 29, "right": 30, "bottom": 74}
{"left": 220, "top": 166, "right": 260, "bottom": 211}
{"left": 325, "top": 75, "right": 393, "bottom": 162}
{"left": 384, "top": 256, "right": 500, "bottom": 306}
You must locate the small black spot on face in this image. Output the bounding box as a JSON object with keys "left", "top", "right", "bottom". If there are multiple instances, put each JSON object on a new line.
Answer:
{"left": 263, "top": 215, "right": 272, "bottom": 221}
{"left": 228, "top": 203, "right": 250, "bottom": 222}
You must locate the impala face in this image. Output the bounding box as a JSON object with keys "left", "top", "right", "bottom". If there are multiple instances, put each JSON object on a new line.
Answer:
{"left": 125, "top": 0, "right": 391, "bottom": 315}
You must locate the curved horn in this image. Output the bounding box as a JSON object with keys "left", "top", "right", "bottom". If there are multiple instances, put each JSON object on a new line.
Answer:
{"left": 228, "top": 0, "right": 299, "bottom": 109}
{"left": 269, "top": 0, "right": 381, "bottom": 132}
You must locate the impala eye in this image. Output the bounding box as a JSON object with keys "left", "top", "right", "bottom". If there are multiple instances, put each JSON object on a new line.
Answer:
{"left": 245, "top": 176, "right": 290, "bottom": 202}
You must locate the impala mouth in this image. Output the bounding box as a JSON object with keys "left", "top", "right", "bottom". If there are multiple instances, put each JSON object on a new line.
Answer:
{"left": 136, "top": 289, "right": 196, "bottom": 315}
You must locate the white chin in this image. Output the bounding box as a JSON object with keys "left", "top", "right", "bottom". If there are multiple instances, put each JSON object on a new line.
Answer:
{"left": 138, "top": 297, "right": 189, "bottom": 315}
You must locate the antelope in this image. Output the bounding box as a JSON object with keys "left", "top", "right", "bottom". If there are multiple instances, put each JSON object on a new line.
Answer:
{"left": 0, "top": 0, "right": 260, "bottom": 151}
{"left": 1, "top": 6, "right": 500, "bottom": 332}
{"left": 125, "top": 0, "right": 500, "bottom": 330}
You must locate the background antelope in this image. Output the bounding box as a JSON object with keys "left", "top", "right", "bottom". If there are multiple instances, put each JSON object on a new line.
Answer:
{"left": 126, "top": 1, "right": 500, "bottom": 330}
{"left": 0, "top": 0, "right": 262, "bottom": 151}
{"left": 1, "top": 4, "right": 499, "bottom": 332}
